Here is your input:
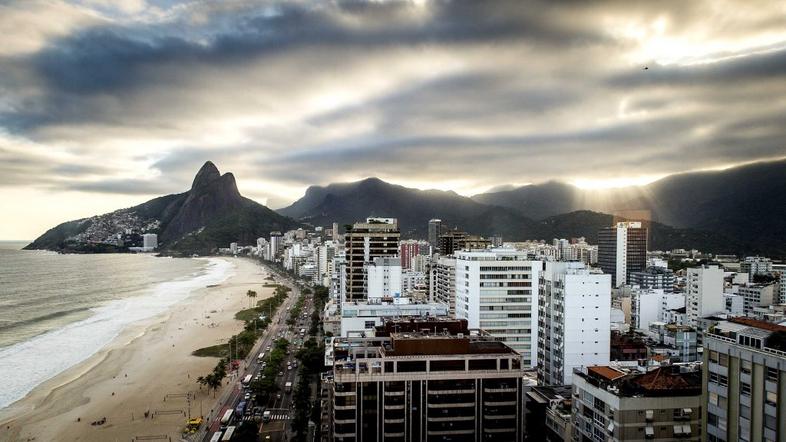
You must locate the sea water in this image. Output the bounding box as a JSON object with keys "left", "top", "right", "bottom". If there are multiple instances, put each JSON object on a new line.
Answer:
{"left": 0, "top": 242, "right": 232, "bottom": 409}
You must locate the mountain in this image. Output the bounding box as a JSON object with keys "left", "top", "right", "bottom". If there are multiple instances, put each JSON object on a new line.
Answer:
{"left": 278, "top": 177, "right": 536, "bottom": 239}
{"left": 277, "top": 178, "right": 744, "bottom": 254}
{"left": 25, "top": 162, "right": 299, "bottom": 255}
{"left": 472, "top": 158, "right": 786, "bottom": 256}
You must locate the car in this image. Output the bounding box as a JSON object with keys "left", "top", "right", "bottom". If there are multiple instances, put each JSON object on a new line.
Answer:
{"left": 276, "top": 393, "right": 282, "bottom": 400}
{"left": 287, "top": 364, "right": 292, "bottom": 371}
{"left": 292, "top": 361, "right": 298, "bottom": 368}
{"left": 279, "top": 371, "right": 284, "bottom": 376}
{"left": 244, "top": 392, "right": 251, "bottom": 400}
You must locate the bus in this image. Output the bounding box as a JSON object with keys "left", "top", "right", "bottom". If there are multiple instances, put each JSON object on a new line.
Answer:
{"left": 257, "top": 352, "right": 265, "bottom": 363}
{"left": 221, "top": 426, "right": 236, "bottom": 441}
{"left": 209, "top": 431, "right": 223, "bottom": 442}
{"left": 220, "top": 409, "right": 233, "bottom": 428}
{"left": 242, "top": 374, "right": 252, "bottom": 386}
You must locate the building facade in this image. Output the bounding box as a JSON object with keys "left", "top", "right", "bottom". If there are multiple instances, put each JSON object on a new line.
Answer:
{"left": 538, "top": 261, "right": 612, "bottom": 385}
{"left": 597, "top": 221, "right": 648, "bottom": 288}
{"left": 344, "top": 218, "right": 400, "bottom": 301}
{"left": 702, "top": 318, "right": 786, "bottom": 442}
{"left": 572, "top": 366, "right": 702, "bottom": 442}
{"left": 686, "top": 265, "right": 724, "bottom": 327}
{"left": 328, "top": 319, "right": 527, "bottom": 442}
{"left": 455, "top": 249, "right": 540, "bottom": 366}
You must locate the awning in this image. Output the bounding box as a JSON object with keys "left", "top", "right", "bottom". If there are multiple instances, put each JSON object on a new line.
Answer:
{"left": 645, "top": 409, "right": 654, "bottom": 420}
{"left": 645, "top": 426, "right": 655, "bottom": 437}
{"left": 682, "top": 424, "right": 692, "bottom": 435}
{"left": 673, "top": 425, "right": 684, "bottom": 435}
{"left": 682, "top": 408, "right": 693, "bottom": 415}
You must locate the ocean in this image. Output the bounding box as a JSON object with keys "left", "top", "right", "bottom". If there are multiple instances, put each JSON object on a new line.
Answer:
{"left": 0, "top": 241, "right": 232, "bottom": 409}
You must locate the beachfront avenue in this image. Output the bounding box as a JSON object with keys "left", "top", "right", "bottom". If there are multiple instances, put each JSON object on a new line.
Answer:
{"left": 197, "top": 262, "right": 313, "bottom": 442}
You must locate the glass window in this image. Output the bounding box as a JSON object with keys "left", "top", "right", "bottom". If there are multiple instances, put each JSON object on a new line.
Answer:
{"left": 766, "top": 391, "right": 777, "bottom": 406}
{"left": 764, "top": 414, "right": 776, "bottom": 430}
{"left": 766, "top": 367, "right": 778, "bottom": 382}
{"left": 718, "top": 353, "right": 729, "bottom": 367}
{"left": 709, "top": 392, "right": 719, "bottom": 406}
{"left": 741, "top": 382, "right": 751, "bottom": 396}
{"left": 741, "top": 360, "right": 752, "bottom": 374}
{"left": 709, "top": 351, "right": 719, "bottom": 364}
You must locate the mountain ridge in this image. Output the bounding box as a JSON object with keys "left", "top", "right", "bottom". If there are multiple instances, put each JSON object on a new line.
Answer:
{"left": 25, "top": 162, "right": 299, "bottom": 255}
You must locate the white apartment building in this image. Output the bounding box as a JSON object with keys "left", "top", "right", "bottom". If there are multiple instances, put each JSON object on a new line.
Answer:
{"left": 631, "top": 288, "right": 684, "bottom": 331}
{"left": 142, "top": 233, "right": 158, "bottom": 250}
{"left": 740, "top": 256, "right": 773, "bottom": 281}
{"left": 686, "top": 265, "right": 724, "bottom": 327}
{"left": 365, "top": 257, "right": 401, "bottom": 300}
{"left": 337, "top": 298, "right": 448, "bottom": 337}
{"left": 428, "top": 256, "right": 456, "bottom": 317}
{"left": 738, "top": 283, "right": 777, "bottom": 314}
{"left": 538, "top": 261, "right": 612, "bottom": 385}
{"left": 454, "top": 249, "right": 539, "bottom": 366}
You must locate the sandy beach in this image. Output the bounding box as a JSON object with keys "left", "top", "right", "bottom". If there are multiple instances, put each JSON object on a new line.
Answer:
{"left": 0, "top": 257, "right": 272, "bottom": 442}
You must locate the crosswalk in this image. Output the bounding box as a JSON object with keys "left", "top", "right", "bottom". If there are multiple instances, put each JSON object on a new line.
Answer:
{"left": 270, "top": 413, "right": 290, "bottom": 420}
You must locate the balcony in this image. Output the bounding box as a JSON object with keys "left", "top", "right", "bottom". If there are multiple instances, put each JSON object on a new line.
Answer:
{"left": 384, "top": 390, "right": 404, "bottom": 396}
{"left": 483, "top": 387, "right": 517, "bottom": 393}
{"left": 428, "top": 416, "right": 475, "bottom": 422}
{"left": 484, "top": 414, "right": 516, "bottom": 420}
{"left": 483, "top": 401, "right": 516, "bottom": 406}
{"left": 428, "top": 402, "right": 474, "bottom": 408}
{"left": 384, "top": 418, "right": 405, "bottom": 424}
{"left": 334, "top": 418, "right": 356, "bottom": 425}
{"left": 384, "top": 404, "right": 405, "bottom": 410}
{"left": 428, "top": 389, "right": 475, "bottom": 395}
{"left": 335, "top": 404, "right": 356, "bottom": 410}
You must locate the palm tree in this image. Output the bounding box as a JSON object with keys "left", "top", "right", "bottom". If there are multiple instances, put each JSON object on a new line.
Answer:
{"left": 246, "top": 290, "right": 257, "bottom": 308}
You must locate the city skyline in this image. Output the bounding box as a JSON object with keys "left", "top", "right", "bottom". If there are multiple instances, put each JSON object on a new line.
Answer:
{"left": 2, "top": 0, "right": 786, "bottom": 240}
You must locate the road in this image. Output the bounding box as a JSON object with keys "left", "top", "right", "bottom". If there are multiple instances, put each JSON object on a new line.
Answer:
{"left": 196, "top": 263, "right": 312, "bottom": 442}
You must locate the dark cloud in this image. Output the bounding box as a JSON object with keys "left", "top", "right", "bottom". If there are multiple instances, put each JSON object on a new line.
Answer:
{"left": 0, "top": 0, "right": 785, "bottom": 204}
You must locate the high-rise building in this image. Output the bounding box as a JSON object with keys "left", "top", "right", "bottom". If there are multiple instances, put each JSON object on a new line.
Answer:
{"left": 142, "top": 233, "right": 157, "bottom": 250}
{"left": 427, "top": 219, "right": 442, "bottom": 253}
{"left": 332, "top": 222, "right": 340, "bottom": 242}
{"left": 428, "top": 256, "right": 456, "bottom": 317}
{"left": 366, "top": 257, "right": 402, "bottom": 299}
{"left": 598, "top": 221, "right": 648, "bottom": 287}
{"left": 629, "top": 266, "right": 676, "bottom": 292}
{"left": 685, "top": 265, "right": 724, "bottom": 327}
{"left": 268, "top": 231, "right": 283, "bottom": 261}
{"left": 702, "top": 318, "right": 786, "bottom": 442}
{"left": 573, "top": 365, "right": 702, "bottom": 441}
{"left": 327, "top": 319, "right": 527, "bottom": 441}
{"left": 454, "top": 249, "right": 539, "bottom": 366}
{"left": 738, "top": 283, "right": 777, "bottom": 314}
{"left": 740, "top": 256, "right": 773, "bottom": 281}
{"left": 344, "top": 218, "right": 400, "bottom": 301}
{"left": 399, "top": 239, "right": 427, "bottom": 270}
{"left": 538, "top": 261, "right": 612, "bottom": 385}
{"left": 439, "top": 230, "right": 490, "bottom": 256}
{"left": 631, "top": 288, "right": 684, "bottom": 331}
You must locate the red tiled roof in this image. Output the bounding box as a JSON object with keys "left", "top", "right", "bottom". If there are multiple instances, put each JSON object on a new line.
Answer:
{"left": 729, "top": 317, "right": 786, "bottom": 332}
{"left": 587, "top": 366, "right": 626, "bottom": 381}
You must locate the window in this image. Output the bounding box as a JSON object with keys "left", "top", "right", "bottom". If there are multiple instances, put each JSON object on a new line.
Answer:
{"left": 764, "top": 414, "right": 776, "bottom": 430}
{"left": 709, "top": 350, "right": 719, "bottom": 364}
{"left": 766, "top": 367, "right": 778, "bottom": 382}
{"left": 741, "top": 382, "right": 751, "bottom": 396}
{"left": 364, "top": 320, "right": 376, "bottom": 328}
{"left": 766, "top": 391, "right": 777, "bottom": 406}
{"left": 718, "top": 353, "right": 729, "bottom": 367}
{"left": 709, "top": 392, "right": 719, "bottom": 406}
{"left": 719, "top": 375, "right": 728, "bottom": 387}
{"left": 741, "top": 360, "right": 752, "bottom": 375}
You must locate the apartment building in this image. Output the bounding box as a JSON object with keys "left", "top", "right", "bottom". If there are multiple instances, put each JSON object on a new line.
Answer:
{"left": 702, "top": 318, "right": 786, "bottom": 442}
{"left": 454, "top": 249, "right": 540, "bottom": 366}
{"left": 538, "top": 261, "right": 612, "bottom": 385}
{"left": 328, "top": 318, "right": 527, "bottom": 442}
{"left": 572, "top": 365, "right": 702, "bottom": 441}
{"left": 686, "top": 265, "right": 724, "bottom": 327}
{"left": 344, "top": 218, "right": 400, "bottom": 301}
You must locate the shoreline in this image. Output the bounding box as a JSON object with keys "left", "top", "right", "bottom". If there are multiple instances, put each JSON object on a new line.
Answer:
{"left": 0, "top": 256, "right": 272, "bottom": 442}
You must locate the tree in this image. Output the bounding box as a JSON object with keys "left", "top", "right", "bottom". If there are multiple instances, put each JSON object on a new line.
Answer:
{"left": 246, "top": 290, "right": 257, "bottom": 308}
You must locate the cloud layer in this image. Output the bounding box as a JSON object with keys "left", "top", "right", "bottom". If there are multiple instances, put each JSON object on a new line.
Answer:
{"left": 2, "top": 0, "right": 786, "bottom": 237}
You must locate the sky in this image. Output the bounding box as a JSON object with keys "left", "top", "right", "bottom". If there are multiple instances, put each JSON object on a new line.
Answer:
{"left": 1, "top": 0, "right": 786, "bottom": 240}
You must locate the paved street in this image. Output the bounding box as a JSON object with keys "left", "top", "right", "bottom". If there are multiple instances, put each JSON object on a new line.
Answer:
{"left": 198, "top": 263, "right": 312, "bottom": 442}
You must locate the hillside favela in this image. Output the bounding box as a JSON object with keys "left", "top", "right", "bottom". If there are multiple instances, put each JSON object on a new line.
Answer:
{"left": 1, "top": 2, "right": 786, "bottom": 442}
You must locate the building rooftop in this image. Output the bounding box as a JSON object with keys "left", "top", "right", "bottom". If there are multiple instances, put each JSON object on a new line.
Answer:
{"left": 729, "top": 317, "right": 786, "bottom": 332}
{"left": 577, "top": 366, "right": 701, "bottom": 397}
{"left": 383, "top": 332, "right": 517, "bottom": 357}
